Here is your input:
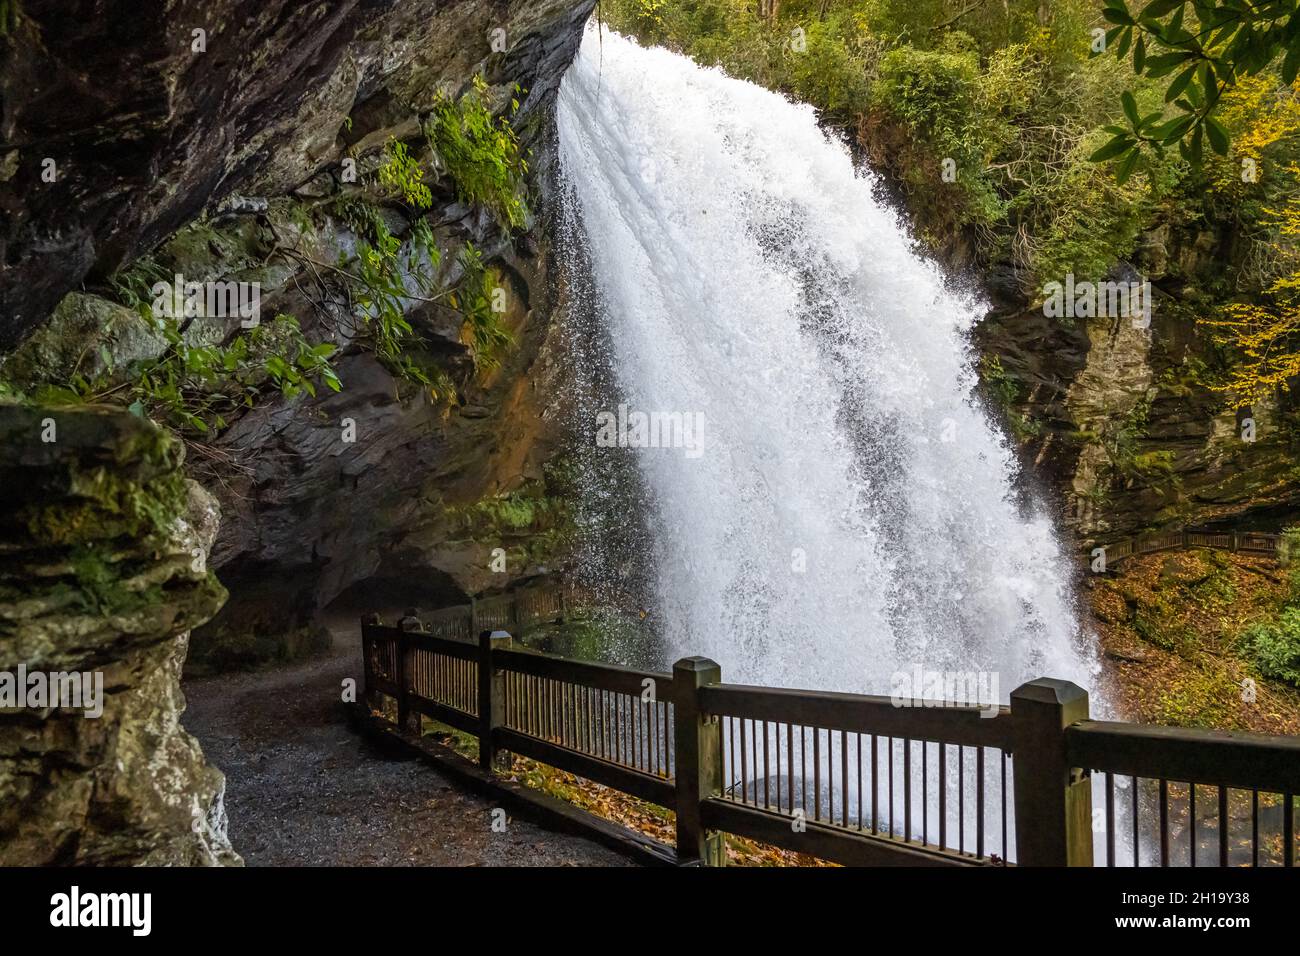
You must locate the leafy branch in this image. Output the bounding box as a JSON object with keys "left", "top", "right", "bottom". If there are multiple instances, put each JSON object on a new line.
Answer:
{"left": 1093, "top": 0, "right": 1300, "bottom": 175}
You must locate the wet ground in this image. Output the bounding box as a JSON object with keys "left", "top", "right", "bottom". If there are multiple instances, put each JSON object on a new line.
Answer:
{"left": 183, "top": 638, "right": 632, "bottom": 866}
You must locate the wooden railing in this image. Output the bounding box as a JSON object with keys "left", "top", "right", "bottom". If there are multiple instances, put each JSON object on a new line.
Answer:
{"left": 360, "top": 604, "right": 1300, "bottom": 868}
{"left": 395, "top": 580, "right": 578, "bottom": 642}
{"left": 1088, "top": 527, "right": 1285, "bottom": 568}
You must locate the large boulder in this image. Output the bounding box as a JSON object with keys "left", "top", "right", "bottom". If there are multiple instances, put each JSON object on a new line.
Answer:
{"left": 0, "top": 404, "right": 237, "bottom": 864}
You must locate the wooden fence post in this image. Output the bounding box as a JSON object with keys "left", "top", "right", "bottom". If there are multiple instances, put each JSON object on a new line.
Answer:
{"left": 478, "top": 629, "right": 511, "bottom": 771}
{"left": 397, "top": 611, "right": 423, "bottom": 735}
{"left": 673, "top": 656, "right": 725, "bottom": 866}
{"left": 1010, "top": 678, "right": 1093, "bottom": 866}
{"left": 360, "top": 613, "right": 380, "bottom": 712}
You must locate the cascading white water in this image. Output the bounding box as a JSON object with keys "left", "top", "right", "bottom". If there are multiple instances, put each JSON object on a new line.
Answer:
{"left": 556, "top": 27, "right": 1099, "bottom": 703}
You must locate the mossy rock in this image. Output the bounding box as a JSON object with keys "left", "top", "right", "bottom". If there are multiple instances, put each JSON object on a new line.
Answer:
{"left": 0, "top": 293, "right": 167, "bottom": 393}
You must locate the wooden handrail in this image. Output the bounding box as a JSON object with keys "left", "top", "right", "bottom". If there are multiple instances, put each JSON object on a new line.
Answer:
{"left": 1085, "top": 526, "right": 1287, "bottom": 567}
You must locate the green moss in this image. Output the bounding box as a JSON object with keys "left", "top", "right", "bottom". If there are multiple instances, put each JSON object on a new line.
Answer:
{"left": 443, "top": 463, "right": 580, "bottom": 570}
{"left": 1131, "top": 450, "right": 1177, "bottom": 477}
{"left": 65, "top": 546, "right": 163, "bottom": 615}
{"left": 1133, "top": 603, "right": 1195, "bottom": 654}
{"left": 23, "top": 466, "right": 188, "bottom": 549}
{"left": 1151, "top": 661, "right": 1244, "bottom": 729}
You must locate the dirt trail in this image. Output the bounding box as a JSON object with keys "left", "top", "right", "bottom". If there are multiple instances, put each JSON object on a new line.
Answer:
{"left": 182, "top": 639, "right": 632, "bottom": 866}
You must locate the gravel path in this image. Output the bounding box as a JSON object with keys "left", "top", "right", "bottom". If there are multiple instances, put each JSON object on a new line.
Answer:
{"left": 182, "top": 638, "right": 632, "bottom": 866}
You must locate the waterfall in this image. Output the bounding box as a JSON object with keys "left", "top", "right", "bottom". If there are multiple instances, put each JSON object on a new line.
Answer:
{"left": 555, "top": 26, "right": 1099, "bottom": 704}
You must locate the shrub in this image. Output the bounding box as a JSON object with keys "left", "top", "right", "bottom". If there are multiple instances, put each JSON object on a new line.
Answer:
{"left": 1240, "top": 607, "right": 1300, "bottom": 687}
{"left": 425, "top": 77, "right": 530, "bottom": 230}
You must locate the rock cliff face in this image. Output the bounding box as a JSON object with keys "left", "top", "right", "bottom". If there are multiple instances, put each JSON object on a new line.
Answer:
{"left": 0, "top": 0, "right": 591, "bottom": 346}
{"left": 2, "top": 0, "right": 596, "bottom": 671}
{"left": 0, "top": 0, "right": 595, "bottom": 861}
{"left": 0, "top": 405, "right": 236, "bottom": 864}
{"left": 975, "top": 219, "right": 1300, "bottom": 547}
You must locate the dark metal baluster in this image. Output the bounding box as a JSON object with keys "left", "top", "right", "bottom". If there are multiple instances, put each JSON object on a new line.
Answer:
{"left": 774, "top": 723, "right": 782, "bottom": 812}
{"left": 762, "top": 720, "right": 770, "bottom": 809}
{"left": 871, "top": 734, "right": 878, "bottom": 834}
{"left": 716, "top": 716, "right": 725, "bottom": 791}
{"left": 616, "top": 692, "right": 623, "bottom": 762}
{"left": 1286, "top": 791, "right": 1295, "bottom": 868}
{"left": 604, "top": 689, "right": 613, "bottom": 759}
{"left": 977, "top": 746, "right": 985, "bottom": 860}
{"left": 814, "top": 727, "right": 822, "bottom": 822}
{"left": 1252, "top": 790, "right": 1259, "bottom": 867}
{"left": 1218, "top": 786, "right": 1228, "bottom": 868}
{"left": 728, "top": 717, "right": 736, "bottom": 798}
{"left": 841, "top": 730, "right": 849, "bottom": 828}
{"left": 829, "top": 729, "right": 837, "bottom": 823}
{"left": 1190, "top": 784, "right": 1197, "bottom": 868}
{"left": 1159, "top": 778, "right": 1169, "bottom": 867}
{"left": 595, "top": 691, "right": 605, "bottom": 759}
{"left": 1133, "top": 775, "right": 1140, "bottom": 866}
{"left": 903, "top": 738, "right": 911, "bottom": 842}
{"left": 562, "top": 681, "right": 570, "bottom": 749}
{"left": 787, "top": 723, "right": 794, "bottom": 814}
{"left": 801, "top": 726, "right": 808, "bottom": 816}
{"left": 887, "top": 736, "right": 894, "bottom": 837}
{"left": 923, "top": 741, "right": 929, "bottom": 845}
{"left": 939, "top": 742, "right": 947, "bottom": 850}
{"left": 1003, "top": 754, "right": 1010, "bottom": 860}
{"left": 739, "top": 717, "right": 748, "bottom": 804}
{"left": 959, "top": 746, "right": 965, "bottom": 855}
{"left": 857, "top": 733, "right": 863, "bottom": 831}
{"left": 643, "top": 696, "right": 651, "bottom": 771}
{"left": 1106, "top": 772, "right": 1116, "bottom": 867}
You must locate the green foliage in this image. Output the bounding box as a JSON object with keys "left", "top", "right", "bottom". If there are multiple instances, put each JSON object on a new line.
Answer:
{"left": 1095, "top": 0, "right": 1300, "bottom": 168}
{"left": 127, "top": 313, "right": 341, "bottom": 435}
{"left": 872, "top": 43, "right": 1009, "bottom": 226}
{"left": 332, "top": 105, "right": 524, "bottom": 394}
{"left": 40, "top": 292, "right": 344, "bottom": 436}
{"left": 109, "top": 256, "right": 173, "bottom": 314}
{"left": 1240, "top": 606, "right": 1300, "bottom": 686}
{"left": 340, "top": 198, "right": 444, "bottom": 388}
{"left": 425, "top": 76, "right": 530, "bottom": 230}
{"left": 378, "top": 137, "right": 433, "bottom": 209}
{"left": 50, "top": 76, "right": 532, "bottom": 436}
{"left": 978, "top": 354, "right": 1041, "bottom": 440}
{"left": 1131, "top": 449, "right": 1178, "bottom": 475}
{"left": 449, "top": 243, "right": 515, "bottom": 371}
{"left": 445, "top": 473, "right": 577, "bottom": 568}
{"left": 1102, "top": 393, "right": 1157, "bottom": 477}
{"left": 1279, "top": 525, "right": 1300, "bottom": 567}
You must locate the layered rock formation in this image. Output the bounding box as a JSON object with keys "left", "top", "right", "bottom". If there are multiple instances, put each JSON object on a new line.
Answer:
{"left": 0, "top": 404, "right": 236, "bottom": 864}
{"left": 2, "top": 0, "right": 596, "bottom": 670}
{"left": 975, "top": 219, "right": 1300, "bottom": 546}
